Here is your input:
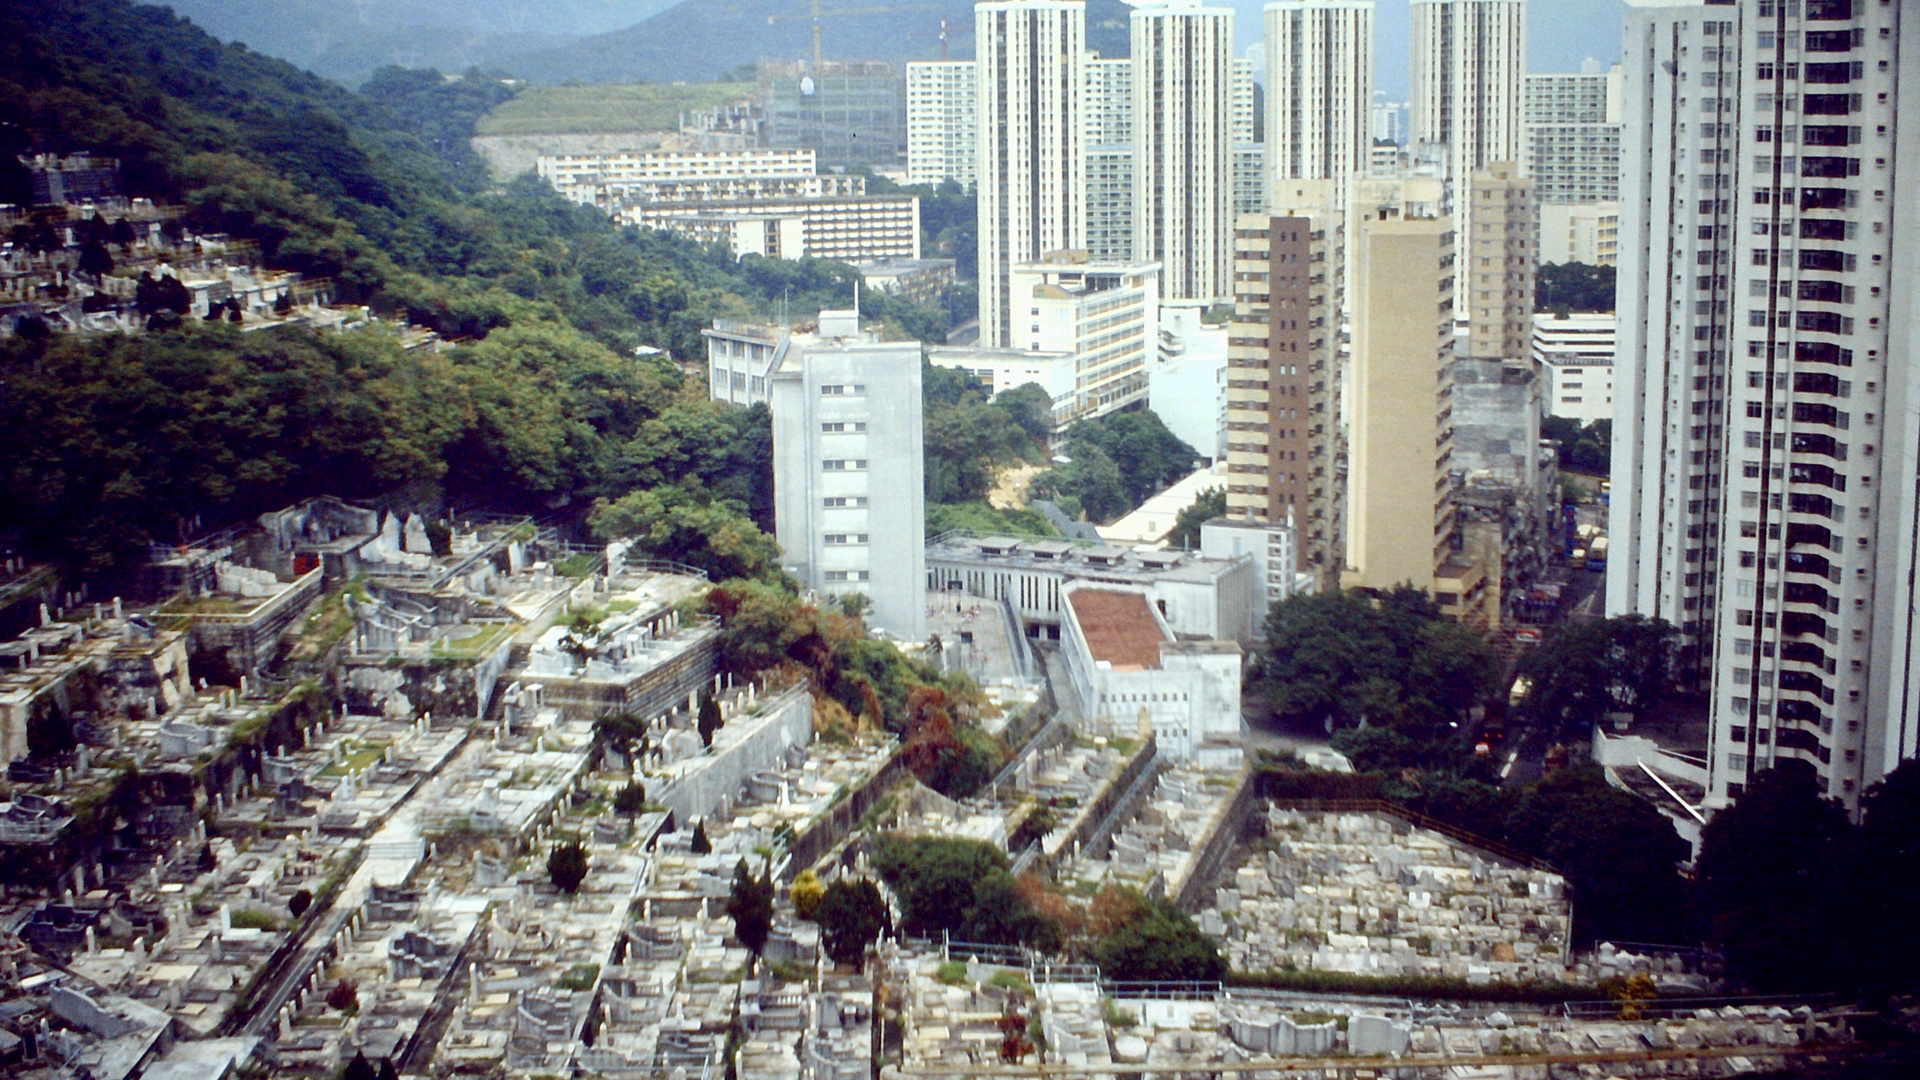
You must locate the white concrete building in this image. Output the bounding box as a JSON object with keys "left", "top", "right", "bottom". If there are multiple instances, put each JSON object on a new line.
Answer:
{"left": 926, "top": 533, "right": 1263, "bottom": 644}
{"left": 906, "top": 60, "right": 978, "bottom": 187}
{"left": 1531, "top": 312, "right": 1615, "bottom": 424}
{"left": 1609, "top": 0, "right": 1919, "bottom": 813}
{"left": 1132, "top": 0, "right": 1235, "bottom": 303}
{"left": 536, "top": 148, "right": 817, "bottom": 205}
{"left": 931, "top": 251, "right": 1161, "bottom": 427}
{"left": 704, "top": 319, "right": 788, "bottom": 406}
{"left": 976, "top": 0, "right": 1087, "bottom": 348}
{"left": 1537, "top": 201, "right": 1620, "bottom": 267}
{"left": 765, "top": 311, "right": 926, "bottom": 641}
{"left": 1084, "top": 56, "right": 1136, "bottom": 263}
{"left": 1524, "top": 69, "right": 1623, "bottom": 205}
{"left": 1058, "top": 583, "right": 1244, "bottom": 763}
{"left": 1263, "top": 0, "right": 1374, "bottom": 203}
{"left": 1200, "top": 515, "right": 1314, "bottom": 610}
{"left": 1150, "top": 303, "right": 1229, "bottom": 461}
{"left": 626, "top": 193, "right": 920, "bottom": 262}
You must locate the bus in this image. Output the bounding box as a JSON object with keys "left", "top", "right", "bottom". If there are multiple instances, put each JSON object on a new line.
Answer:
{"left": 1588, "top": 535, "right": 1609, "bottom": 571}
{"left": 1570, "top": 547, "right": 1587, "bottom": 570}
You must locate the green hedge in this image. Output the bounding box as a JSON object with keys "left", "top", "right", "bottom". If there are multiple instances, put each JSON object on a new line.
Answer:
{"left": 1225, "top": 967, "right": 1593, "bottom": 1005}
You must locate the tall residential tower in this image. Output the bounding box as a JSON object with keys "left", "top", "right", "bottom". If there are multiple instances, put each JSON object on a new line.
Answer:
{"left": 1610, "top": 0, "right": 1919, "bottom": 812}
{"left": 1132, "top": 0, "right": 1236, "bottom": 302}
{"left": 1263, "top": 0, "right": 1375, "bottom": 202}
{"left": 976, "top": 0, "right": 1087, "bottom": 348}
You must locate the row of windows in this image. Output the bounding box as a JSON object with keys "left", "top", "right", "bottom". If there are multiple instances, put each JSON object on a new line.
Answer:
{"left": 824, "top": 534, "right": 870, "bottom": 545}
{"left": 822, "top": 459, "right": 869, "bottom": 471}
{"left": 823, "top": 496, "right": 869, "bottom": 508}
{"left": 823, "top": 570, "right": 870, "bottom": 582}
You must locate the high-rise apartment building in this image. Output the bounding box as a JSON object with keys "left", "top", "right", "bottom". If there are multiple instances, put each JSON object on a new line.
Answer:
{"left": 1465, "top": 162, "right": 1535, "bottom": 361}
{"left": 761, "top": 61, "right": 908, "bottom": 172}
{"left": 1232, "top": 56, "right": 1258, "bottom": 146}
{"left": 1610, "top": 0, "right": 1919, "bottom": 811}
{"left": 1344, "top": 182, "right": 1490, "bottom": 627}
{"left": 905, "top": 60, "right": 978, "bottom": 186}
{"left": 1231, "top": 57, "right": 1265, "bottom": 217}
{"left": 1225, "top": 179, "right": 1345, "bottom": 584}
{"left": 1084, "top": 56, "right": 1136, "bottom": 263}
{"left": 1264, "top": 0, "right": 1375, "bottom": 202}
{"left": 1524, "top": 70, "right": 1623, "bottom": 204}
{"left": 976, "top": 0, "right": 1087, "bottom": 349}
{"left": 768, "top": 311, "right": 926, "bottom": 642}
{"left": 1131, "top": 0, "right": 1235, "bottom": 302}
{"left": 1411, "top": 0, "right": 1525, "bottom": 313}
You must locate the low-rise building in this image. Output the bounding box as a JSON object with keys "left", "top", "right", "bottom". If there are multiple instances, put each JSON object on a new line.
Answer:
{"left": 925, "top": 533, "right": 1260, "bottom": 645}
{"left": 1538, "top": 201, "right": 1620, "bottom": 267}
{"left": 1532, "top": 312, "right": 1616, "bottom": 424}
{"left": 930, "top": 251, "right": 1160, "bottom": 429}
{"left": 624, "top": 193, "right": 920, "bottom": 263}
{"left": 1058, "top": 584, "right": 1243, "bottom": 764}
{"left": 856, "top": 257, "right": 956, "bottom": 308}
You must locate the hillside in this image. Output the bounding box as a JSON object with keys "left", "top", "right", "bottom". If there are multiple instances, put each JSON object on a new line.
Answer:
{"left": 0, "top": 0, "right": 944, "bottom": 575}
{"left": 497, "top": 0, "right": 1134, "bottom": 86}
{"left": 473, "top": 82, "right": 755, "bottom": 137}
{"left": 153, "top": 0, "right": 676, "bottom": 87}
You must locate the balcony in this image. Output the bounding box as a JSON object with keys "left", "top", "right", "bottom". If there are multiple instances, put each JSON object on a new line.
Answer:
{"left": 1780, "top": 640, "right": 1830, "bottom": 668}
{"left": 1782, "top": 611, "right": 1829, "bottom": 638}
{"left": 1784, "top": 551, "right": 1833, "bottom": 579}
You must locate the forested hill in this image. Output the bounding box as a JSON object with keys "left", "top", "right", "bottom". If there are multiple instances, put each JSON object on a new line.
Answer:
{"left": 0, "top": 0, "right": 942, "bottom": 576}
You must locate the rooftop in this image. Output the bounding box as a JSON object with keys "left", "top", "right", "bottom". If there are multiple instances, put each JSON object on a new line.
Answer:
{"left": 1067, "top": 589, "right": 1165, "bottom": 671}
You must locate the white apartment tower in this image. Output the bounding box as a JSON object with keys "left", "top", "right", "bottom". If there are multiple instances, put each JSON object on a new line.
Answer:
{"left": 769, "top": 311, "right": 927, "bottom": 642}
{"left": 1131, "top": 0, "right": 1236, "bottom": 302}
{"left": 1084, "top": 56, "right": 1136, "bottom": 263}
{"left": 976, "top": 0, "right": 1087, "bottom": 349}
{"left": 905, "top": 61, "right": 979, "bottom": 187}
{"left": 1610, "top": 0, "right": 1919, "bottom": 812}
{"left": 1411, "top": 0, "right": 1526, "bottom": 311}
{"left": 1263, "top": 1, "right": 1375, "bottom": 202}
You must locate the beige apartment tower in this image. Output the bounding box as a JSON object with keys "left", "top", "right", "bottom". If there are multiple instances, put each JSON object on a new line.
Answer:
{"left": 975, "top": 0, "right": 1087, "bottom": 349}
{"left": 1263, "top": 0, "right": 1374, "bottom": 202}
{"left": 1344, "top": 195, "right": 1488, "bottom": 627}
{"left": 1226, "top": 181, "right": 1344, "bottom": 586}
{"left": 1466, "top": 161, "right": 1535, "bottom": 361}
{"left": 1131, "top": 0, "right": 1235, "bottom": 303}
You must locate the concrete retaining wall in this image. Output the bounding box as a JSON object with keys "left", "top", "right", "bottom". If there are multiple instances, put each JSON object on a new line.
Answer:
{"left": 652, "top": 688, "right": 812, "bottom": 827}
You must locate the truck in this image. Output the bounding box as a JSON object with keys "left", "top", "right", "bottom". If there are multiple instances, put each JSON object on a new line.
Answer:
{"left": 1588, "top": 535, "right": 1609, "bottom": 571}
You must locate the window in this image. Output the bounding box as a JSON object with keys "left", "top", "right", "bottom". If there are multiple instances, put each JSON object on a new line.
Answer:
{"left": 821, "top": 421, "right": 868, "bottom": 433}
{"left": 821, "top": 459, "right": 869, "bottom": 471}
{"left": 823, "top": 496, "right": 870, "bottom": 508}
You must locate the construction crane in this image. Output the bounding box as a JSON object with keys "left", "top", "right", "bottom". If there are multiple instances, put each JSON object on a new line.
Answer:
{"left": 766, "top": 0, "right": 936, "bottom": 71}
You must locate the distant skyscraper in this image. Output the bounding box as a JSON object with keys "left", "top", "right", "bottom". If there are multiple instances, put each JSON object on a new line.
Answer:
{"left": 1465, "top": 161, "right": 1534, "bottom": 362}
{"left": 1524, "top": 69, "right": 1622, "bottom": 204}
{"left": 1411, "top": 0, "right": 1525, "bottom": 311}
{"left": 1084, "top": 56, "right": 1135, "bottom": 263}
{"left": 975, "top": 0, "right": 1087, "bottom": 349}
{"left": 1609, "top": 0, "right": 1919, "bottom": 813}
{"left": 1131, "top": 0, "right": 1235, "bottom": 302}
{"left": 1263, "top": 0, "right": 1374, "bottom": 202}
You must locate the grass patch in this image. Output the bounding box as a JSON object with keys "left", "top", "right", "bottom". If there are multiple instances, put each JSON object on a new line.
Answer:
{"left": 431, "top": 622, "right": 516, "bottom": 660}
{"left": 937, "top": 960, "right": 969, "bottom": 985}
{"left": 556, "top": 964, "right": 600, "bottom": 992}
{"left": 229, "top": 908, "right": 285, "bottom": 932}
{"left": 767, "top": 958, "right": 815, "bottom": 986}
{"left": 989, "top": 970, "right": 1030, "bottom": 994}
{"left": 553, "top": 552, "right": 602, "bottom": 580}
{"left": 1104, "top": 999, "right": 1137, "bottom": 1028}
{"left": 318, "top": 745, "right": 384, "bottom": 777}
{"left": 475, "top": 83, "right": 755, "bottom": 136}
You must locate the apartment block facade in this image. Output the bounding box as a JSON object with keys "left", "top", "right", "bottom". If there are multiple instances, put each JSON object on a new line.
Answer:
{"left": 1264, "top": 0, "right": 1375, "bottom": 201}
{"left": 1131, "top": 0, "right": 1236, "bottom": 303}
{"left": 1225, "top": 179, "right": 1345, "bottom": 584}
{"left": 905, "top": 60, "right": 979, "bottom": 187}
{"left": 1466, "top": 162, "right": 1536, "bottom": 362}
{"left": 1523, "top": 70, "right": 1625, "bottom": 205}
{"left": 976, "top": 0, "right": 1087, "bottom": 348}
{"left": 1610, "top": 0, "right": 1919, "bottom": 811}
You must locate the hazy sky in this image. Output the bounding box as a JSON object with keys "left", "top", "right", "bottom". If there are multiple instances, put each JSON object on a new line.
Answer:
{"left": 1227, "top": 0, "right": 1629, "bottom": 100}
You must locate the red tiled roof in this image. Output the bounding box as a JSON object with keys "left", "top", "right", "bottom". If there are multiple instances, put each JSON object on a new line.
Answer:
{"left": 1067, "top": 589, "right": 1165, "bottom": 670}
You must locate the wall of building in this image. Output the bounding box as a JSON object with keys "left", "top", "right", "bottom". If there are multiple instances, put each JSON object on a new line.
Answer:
{"left": 651, "top": 688, "right": 813, "bottom": 827}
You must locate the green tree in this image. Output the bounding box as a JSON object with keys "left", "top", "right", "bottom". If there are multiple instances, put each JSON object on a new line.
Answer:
{"left": 1062, "top": 410, "right": 1201, "bottom": 506}
{"left": 613, "top": 781, "right": 648, "bottom": 818}
{"left": 376, "top": 1057, "right": 400, "bottom": 1080}
{"left": 78, "top": 239, "right": 114, "bottom": 279}
{"left": 547, "top": 841, "right": 589, "bottom": 894}
{"left": 1535, "top": 262, "right": 1616, "bottom": 313}
{"left": 1516, "top": 615, "right": 1679, "bottom": 735}
{"left": 873, "top": 836, "right": 1010, "bottom": 938}
{"left": 727, "top": 858, "right": 775, "bottom": 956}
{"left": 1165, "top": 487, "right": 1226, "bottom": 549}
{"left": 1505, "top": 767, "right": 1688, "bottom": 947}
{"left": 1694, "top": 767, "right": 1856, "bottom": 991}
{"left": 697, "top": 692, "right": 723, "bottom": 747}
{"left": 328, "top": 980, "right": 361, "bottom": 1013}
{"left": 690, "top": 820, "right": 712, "bottom": 854}
{"left": 1856, "top": 759, "right": 1920, "bottom": 991}
{"left": 591, "top": 487, "right": 783, "bottom": 584}
{"left": 790, "top": 868, "right": 826, "bottom": 920}
{"left": 1032, "top": 442, "right": 1128, "bottom": 522}
{"left": 995, "top": 382, "right": 1056, "bottom": 447}
{"left": 1086, "top": 887, "right": 1226, "bottom": 983}
{"left": 814, "top": 877, "right": 891, "bottom": 969}
{"left": 288, "top": 888, "right": 313, "bottom": 919}
{"left": 342, "top": 1050, "right": 377, "bottom": 1080}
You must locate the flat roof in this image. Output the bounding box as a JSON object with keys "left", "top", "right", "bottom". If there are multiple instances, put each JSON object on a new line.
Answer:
{"left": 1067, "top": 589, "right": 1165, "bottom": 671}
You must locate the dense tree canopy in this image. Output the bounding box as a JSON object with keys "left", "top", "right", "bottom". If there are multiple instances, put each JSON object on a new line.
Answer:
{"left": 1543, "top": 416, "right": 1611, "bottom": 476}
{"left": 1033, "top": 409, "right": 1201, "bottom": 523}
{"left": 1254, "top": 587, "right": 1499, "bottom": 733}
{"left": 1535, "top": 262, "right": 1616, "bottom": 314}
{"left": 1515, "top": 615, "right": 1680, "bottom": 737}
